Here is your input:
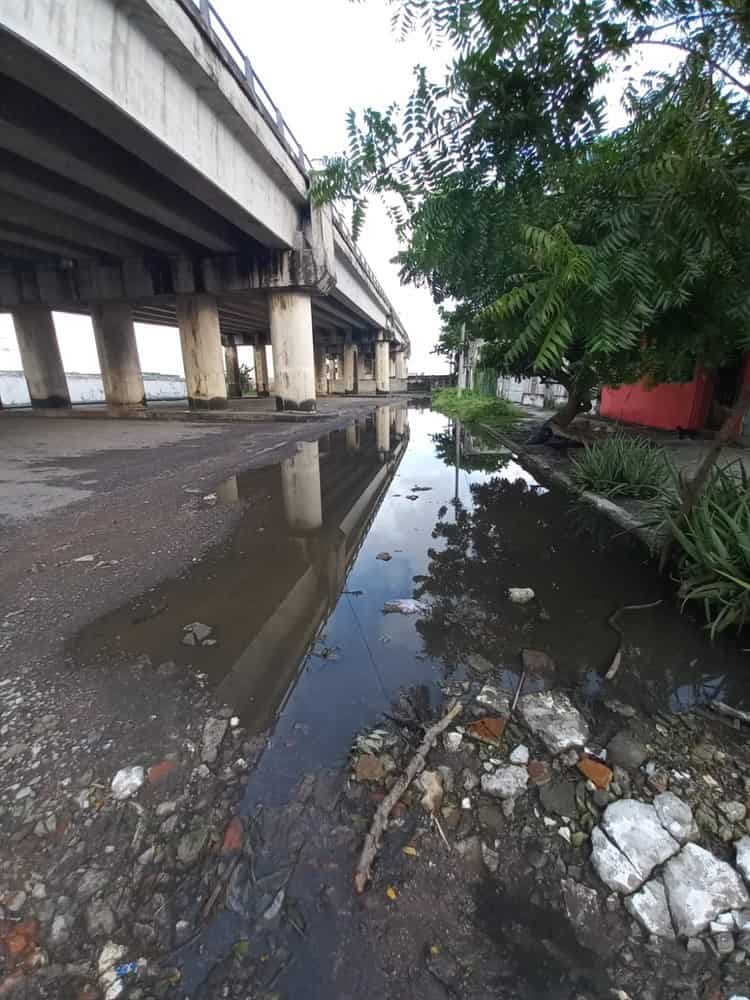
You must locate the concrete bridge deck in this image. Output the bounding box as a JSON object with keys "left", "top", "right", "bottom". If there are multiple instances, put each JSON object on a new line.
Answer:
{"left": 0, "top": 0, "right": 410, "bottom": 415}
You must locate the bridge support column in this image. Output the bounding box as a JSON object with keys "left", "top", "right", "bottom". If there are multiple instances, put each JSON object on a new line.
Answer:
{"left": 395, "top": 351, "right": 408, "bottom": 382}
{"left": 177, "top": 294, "right": 227, "bottom": 410}
{"left": 375, "top": 334, "right": 391, "bottom": 395}
{"left": 224, "top": 341, "right": 242, "bottom": 398}
{"left": 376, "top": 404, "right": 391, "bottom": 458}
{"left": 254, "top": 340, "right": 270, "bottom": 396}
{"left": 91, "top": 304, "right": 145, "bottom": 408}
{"left": 314, "top": 344, "right": 328, "bottom": 396}
{"left": 12, "top": 307, "right": 70, "bottom": 409}
{"left": 269, "top": 291, "right": 316, "bottom": 412}
{"left": 343, "top": 333, "right": 355, "bottom": 394}
{"left": 345, "top": 423, "right": 359, "bottom": 450}
{"left": 281, "top": 440, "right": 322, "bottom": 533}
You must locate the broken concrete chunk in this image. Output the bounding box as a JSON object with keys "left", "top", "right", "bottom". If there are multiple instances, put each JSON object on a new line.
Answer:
{"left": 734, "top": 836, "right": 750, "bottom": 885}
{"left": 663, "top": 842, "right": 750, "bottom": 937}
{"left": 201, "top": 717, "right": 228, "bottom": 764}
{"left": 509, "top": 744, "right": 530, "bottom": 765}
{"left": 590, "top": 826, "right": 643, "bottom": 895}
{"left": 476, "top": 684, "right": 511, "bottom": 716}
{"left": 110, "top": 765, "right": 144, "bottom": 801}
{"left": 481, "top": 765, "right": 528, "bottom": 800}
{"left": 653, "top": 792, "right": 694, "bottom": 844}
{"left": 518, "top": 690, "right": 589, "bottom": 754}
{"left": 467, "top": 652, "right": 494, "bottom": 675}
{"left": 562, "top": 878, "right": 602, "bottom": 948}
{"left": 624, "top": 879, "right": 675, "bottom": 938}
{"left": 602, "top": 800, "right": 680, "bottom": 883}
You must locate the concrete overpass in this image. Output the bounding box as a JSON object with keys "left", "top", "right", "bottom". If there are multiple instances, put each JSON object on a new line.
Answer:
{"left": 0, "top": 0, "right": 410, "bottom": 412}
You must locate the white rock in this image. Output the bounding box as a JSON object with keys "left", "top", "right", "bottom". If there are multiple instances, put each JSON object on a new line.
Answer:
{"left": 382, "top": 598, "right": 427, "bottom": 615}
{"left": 518, "top": 691, "right": 589, "bottom": 755}
{"left": 558, "top": 826, "right": 571, "bottom": 844}
{"left": 461, "top": 797, "right": 472, "bottom": 810}
{"left": 663, "top": 842, "right": 750, "bottom": 937}
{"left": 73, "top": 554, "right": 96, "bottom": 563}
{"left": 719, "top": 801, "right": 747, "bottom": 824}
{"left": 230, "top": 716, "right": 240, "bottom": 728}
{"left": 201, "top": 717, "right": 228, "bottom": 764}
{"left": 111, "top": 766, "right": 144, "bottom": 800}
{"left": 624, "top": 879, "right": 675, "bottom": 938}
{"left": 418, "top": 770, "right": 444, "bottom": 813}
{"left": 653, "top": 791, "right": 694, "bottom": 844}
{"left": 481, "top": 765, "right": 528, "bottom": 800}
{"left": 476, "top": 684, "right": 511, "bottom": 715}
{"left": 508, "top": 587, "right": 535, "bottom": 604}
{"left": 602, "top": 800, "right": 679, "bottom": 883}
{"left": 590, "top": 826, "right": 643, "bottom": 895}
{"left": 509, "top": 744, "right": 530, "bottom": 765}
{"left": 736, "top": 836, "right": 750, "bottom": 884}
{"left": 444, "top": 731, "right": 463, "bottom": 752}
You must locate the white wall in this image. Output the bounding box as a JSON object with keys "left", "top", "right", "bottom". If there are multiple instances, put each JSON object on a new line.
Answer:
{"left": 0, "top": 371, "right": 186, "bottom": 407}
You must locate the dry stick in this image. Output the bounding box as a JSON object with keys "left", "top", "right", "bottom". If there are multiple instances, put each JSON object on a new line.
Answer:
{"left": 354, "top": 700, "right": 462, "bottom": 894}
{"left": 710, "top": 700, "right": 750, "bottom": 725}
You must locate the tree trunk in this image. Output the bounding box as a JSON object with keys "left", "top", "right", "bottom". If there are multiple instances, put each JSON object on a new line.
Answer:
{"left": 659, "top": 379, "right": 750, "bottom": 571}
{"left": 549, "top": 383, "right": 591, "bottom": 430}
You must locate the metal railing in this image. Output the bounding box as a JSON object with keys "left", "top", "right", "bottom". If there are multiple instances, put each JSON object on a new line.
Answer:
{"left": 180, "top": 0, "right": 408, "bottom": 347}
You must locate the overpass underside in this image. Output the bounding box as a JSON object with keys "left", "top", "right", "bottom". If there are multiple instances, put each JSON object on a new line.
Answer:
{"left": 0, "top": 0, "right": 409, "bottom": 413}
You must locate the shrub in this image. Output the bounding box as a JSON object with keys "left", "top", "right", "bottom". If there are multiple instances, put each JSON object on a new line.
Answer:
{"left": 432, "top": 388, "right": 519, "bottom": 429}
{"left": 671, "top": 461, "right": 750, "bottom": 636}
{"left": 570, "top": 434, "right": 673, "bottom": 499}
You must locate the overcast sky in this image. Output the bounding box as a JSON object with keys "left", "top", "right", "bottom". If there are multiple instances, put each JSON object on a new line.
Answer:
{"left": 0, "top": 1, "right": 670, "bottom": 381}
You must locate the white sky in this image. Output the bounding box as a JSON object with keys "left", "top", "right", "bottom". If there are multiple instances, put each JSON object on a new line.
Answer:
{"left": 0, "top": 2, "right": 673, "bottom": 379}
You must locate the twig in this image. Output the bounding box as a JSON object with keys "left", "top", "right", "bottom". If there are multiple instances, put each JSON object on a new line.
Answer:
{"left": 605, "top": 600, "right": 662, "bottom": 679}
{"left": 354, "top": 700, "right": 462, "bottom": 893}
{"left": 510, "top": 670, "right": 526, "bottom": 715}
{"left": 710, "top": 700, "right": 750, "bottom": 725}
{"left": 432, "top": 814, "right": 451, "bottom": 852}
{"left": 202, "top": 856, "right": 240, "bottom": 920}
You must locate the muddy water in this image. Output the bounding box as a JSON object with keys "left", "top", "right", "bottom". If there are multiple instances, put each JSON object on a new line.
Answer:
{"left": 71, "top": 404, "right": 750, "bottom": 996}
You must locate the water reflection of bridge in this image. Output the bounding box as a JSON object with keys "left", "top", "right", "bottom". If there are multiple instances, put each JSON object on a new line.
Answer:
{"left": 216, "top": 405, "right": 408, "bottom": 730}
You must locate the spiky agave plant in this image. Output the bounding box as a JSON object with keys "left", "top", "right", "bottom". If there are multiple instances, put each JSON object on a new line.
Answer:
{"left": 569, "top": 434, "right": 673, "bottom": 500}
{"left": 671, "top": 462, "right": 750, "bottom": 636}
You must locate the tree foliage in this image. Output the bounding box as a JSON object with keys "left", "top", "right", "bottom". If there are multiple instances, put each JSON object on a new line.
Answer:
{"left": 314, "top": 0, "right": 750, "bottom": 425}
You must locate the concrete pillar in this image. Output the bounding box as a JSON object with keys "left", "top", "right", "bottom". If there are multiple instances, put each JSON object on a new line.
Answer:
{"left": 395, "top": 407, "right": 407, "bottom": 437}
{"left": 375, "top": 335, "right": 391, "bottom": 394}
{"left": 281, "top": 440, "right": 322, "bottom": 533}
{"left": 91, "top": 303, "right": 145, "bottom": 408}
{"left": 224, "top": 341, "right": 242, "bottom": 398}
{"left": 12, "top": 306, "right": 70, "bottom": 408}
{"left": 176, "top": 294, "right": 227, "bottom": 409}
{"left": 395, "top": 351, "right": 407, "bottom": 381}
{"left": 343, "top": 333, "right": 355, "bottom": 394}
{"left": 376, "top": 405, "right": 391, "bottom": 456}
{"left": 269, "top": 291, "right": 316, "bottom": 411}
{"left": 314, "top": 344, "right": 328, "bottom": 396}
{"left": 255, "top": 340, "right": 270, "bottom": 396}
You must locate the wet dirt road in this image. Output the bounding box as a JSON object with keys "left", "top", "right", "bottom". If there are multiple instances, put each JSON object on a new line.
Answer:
{"left": 63, "top": 405, "right": 750, "bottom": 998}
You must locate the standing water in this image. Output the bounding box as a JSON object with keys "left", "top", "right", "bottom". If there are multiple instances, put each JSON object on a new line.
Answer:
{"left": 71, "top": 404, "right": 750, "bottom": 997}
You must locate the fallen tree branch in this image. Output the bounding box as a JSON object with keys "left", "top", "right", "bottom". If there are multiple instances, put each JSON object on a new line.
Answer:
{"left": 710, "top": 700, "right": 750, "bottom": 725}
{"left": 354, "top": 700, "right": 462, "bottom": 893}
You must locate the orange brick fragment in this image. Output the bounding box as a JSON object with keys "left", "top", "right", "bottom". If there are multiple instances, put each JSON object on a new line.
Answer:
{"left": 147, "top": 760, "right": 177, "bottom": 785}
{"left": 577, "top": 757, "right": 613, "bottom": 789}
{"left": 468, "top": 717, "right": 506, "bottom": 746}
{"left": 222, "top": 816, "right": 243, "bottom": 854}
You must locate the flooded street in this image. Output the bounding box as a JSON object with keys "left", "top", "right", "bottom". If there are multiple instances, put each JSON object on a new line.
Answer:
{"left": 61, "top": 404, "right": 750, "bottom": 997}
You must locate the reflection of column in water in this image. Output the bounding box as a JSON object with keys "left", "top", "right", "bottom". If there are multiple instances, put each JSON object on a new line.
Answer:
{"left": 216, "top": 476, "right": 239, "bottom": 504}
{"left": 281, "top": 440, "right": 323, "bottom": 533}
{"left": 375, "top": 405, "right": 391, "bottom": 455}
{"left": 394, "top": 406, "right": 407, "bottom": 437}
{"left": 345, "top": 423, "right": 359, "bottom": 450}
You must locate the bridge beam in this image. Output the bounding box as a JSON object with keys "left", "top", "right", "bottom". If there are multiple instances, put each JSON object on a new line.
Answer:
{"left": 91, "top": 303, "right": 145, "bottom": 408}
{"left": 12, "top": 306, "right": 70, "bottom": 408}
{"left": 176, "top": 294, "right": 228, "bottom": 410}
{"left": 269, "top": 291, "right": 316, "bottom": 412}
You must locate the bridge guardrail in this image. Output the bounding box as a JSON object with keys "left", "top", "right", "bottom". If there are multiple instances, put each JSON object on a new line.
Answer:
{"left": 180, "top": 0, "right": 408, "bottom": 350}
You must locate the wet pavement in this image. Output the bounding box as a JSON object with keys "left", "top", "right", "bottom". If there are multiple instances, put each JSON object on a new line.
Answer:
{"left": 4, "top": 404, "right": 750, "bottom": 998}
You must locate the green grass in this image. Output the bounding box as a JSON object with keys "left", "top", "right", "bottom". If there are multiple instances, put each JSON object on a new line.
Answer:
{"left": 570, "top": 434, "right": 674, "bottom": 500}
{"left": 432, "top": 388, "right": 520, "bottom": 429}
{"left": 670, "top": 461, "right": 750, "bottom": 636}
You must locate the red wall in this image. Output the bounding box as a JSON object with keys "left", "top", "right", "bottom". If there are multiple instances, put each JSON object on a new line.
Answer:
{"left": 600, "top": 371, "right": 714, "bottom": 431}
